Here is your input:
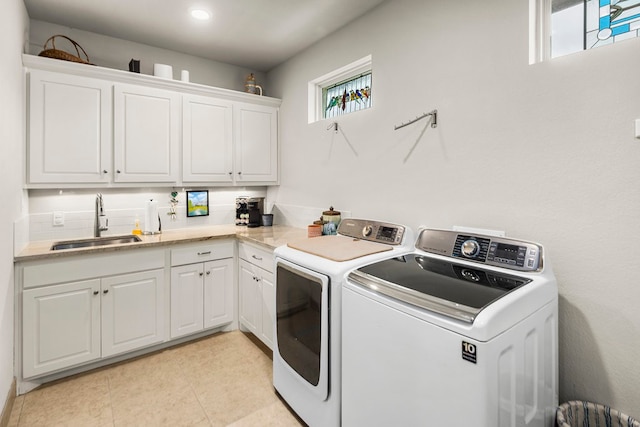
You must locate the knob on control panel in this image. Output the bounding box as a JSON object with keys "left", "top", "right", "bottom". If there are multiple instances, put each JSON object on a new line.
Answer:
{"left": 461, "top": 239, "right": 481, "bottom": 258}
{"left": 362, "top": 225, "right": 373, "bottom": 237}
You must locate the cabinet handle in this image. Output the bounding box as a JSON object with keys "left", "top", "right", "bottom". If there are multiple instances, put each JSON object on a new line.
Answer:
{"left": 206, "top": 271, "right": 211, "bottom": 275}
{"left": 116, "top": 169, "right": 121, "bottom": 174}
{"left": 199, "top": 272, "right": 204, "bottom": 277}
{"left": 252, "top": 255, "right": 263, "bottom": 261}
{"left": 228, "top": 172, "right": 233, "bottom": 176}
{"left": 103, "top": 289, "right": 109, "bottom": 294}
{"left": 102, "top": 170, "right": 108, "bottom": 174}
{"left": 197, "top": 251, "right": 211, "bottom": 256}
{"left": 93, "top": 290, "right": 99, "bottom": 295}
{"left": 237, "top": 171, "right": 242, "bottom": 175}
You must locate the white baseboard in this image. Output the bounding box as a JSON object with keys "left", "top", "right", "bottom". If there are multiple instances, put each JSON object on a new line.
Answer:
{"left": 0, "top": 378, "right": 16, "bottom": 427}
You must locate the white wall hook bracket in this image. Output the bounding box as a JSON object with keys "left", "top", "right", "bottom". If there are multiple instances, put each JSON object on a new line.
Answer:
{"left": 327, "top": 122, "right": 339, "bottom": 133}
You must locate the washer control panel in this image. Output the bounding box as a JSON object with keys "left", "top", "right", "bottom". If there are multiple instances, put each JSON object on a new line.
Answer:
{"left": 417, "top": 229, "right": 543, "bottom": 272}
{"left": 337, "top": 219, "right": 406, "bottom": 245}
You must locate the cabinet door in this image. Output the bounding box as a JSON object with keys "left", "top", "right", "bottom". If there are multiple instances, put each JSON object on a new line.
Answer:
{"left": 28, "top": 69, "right": 112, "bottom": 184}
{"left": 259, "top": 269, "right": 275, "bottom": 349}
{"left": 23, "top": 279, "right": 101, "bottom": 378}
{"left": 170, "top": 264, "right": 204, "bottom": 339}
{"left": 113, "top": 84, "right": 180, "bottom": 183}
{"left": 204, "top": 258, "right": 234, "bottom": 330}
{"left": 102, "top": 269, "right": 165, "bottom": 357}
{"left": 183, "top": 94, "right": 233, "bottom": 183}
{"left": 234, "top": 102, "right": 278, "bottom": 183}
{"left": 238, "top": 259, "right": 260, "bottom": 335}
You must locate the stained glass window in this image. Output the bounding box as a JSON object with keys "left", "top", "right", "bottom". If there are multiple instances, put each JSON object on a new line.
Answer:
{"left": 551, "top": 0, "right": 640, "bottom": 58}
{"left": 323, "top": 73, "right": 372, "bottom": 119}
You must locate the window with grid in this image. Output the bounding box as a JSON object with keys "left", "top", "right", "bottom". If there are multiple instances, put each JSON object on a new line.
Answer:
{"left": 323, "top": 73, "right": 372, "bottom": 119}
{"left": 533, "top": 0, "right": 640, "bottom": 60}
{"left": 307, "top": 55, "right": 372, "bottom": 123}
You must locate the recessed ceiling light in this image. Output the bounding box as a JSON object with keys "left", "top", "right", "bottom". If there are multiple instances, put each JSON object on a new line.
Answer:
{"left": 190, "top": 9, "right": 211, "bottom": 20}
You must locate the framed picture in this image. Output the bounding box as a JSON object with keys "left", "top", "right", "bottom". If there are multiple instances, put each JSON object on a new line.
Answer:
{"left": 186, "top": 190, "right": 209, "bottom": 217}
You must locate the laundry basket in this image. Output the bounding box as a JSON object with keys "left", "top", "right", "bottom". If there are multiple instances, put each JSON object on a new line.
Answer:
{"left": 557, "top": 401, "right": 640, "bottom": 427}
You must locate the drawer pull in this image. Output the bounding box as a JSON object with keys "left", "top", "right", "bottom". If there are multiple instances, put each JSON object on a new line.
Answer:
{"left": 197, "top": 251, "right": 212, "bottom": 256}
{"left": 252, "top": 255, "right": 263, "bottom": 261}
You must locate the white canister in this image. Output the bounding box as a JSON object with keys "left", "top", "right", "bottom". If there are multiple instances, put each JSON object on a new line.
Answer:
{"left": 153, "top": 63, "right": 173, "bottom": 79}
{"left": 180, "top": 70, "right": 190, "bottom": 82}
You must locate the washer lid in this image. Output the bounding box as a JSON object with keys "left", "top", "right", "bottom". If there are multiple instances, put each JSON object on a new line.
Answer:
{"left": 348, "top": 254, "right": 531, "bottom": 323}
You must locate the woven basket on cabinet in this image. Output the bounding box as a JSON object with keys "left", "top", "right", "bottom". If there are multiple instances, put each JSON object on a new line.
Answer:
{"left": 38, "top": 35, "right": 93, "bottom": 65}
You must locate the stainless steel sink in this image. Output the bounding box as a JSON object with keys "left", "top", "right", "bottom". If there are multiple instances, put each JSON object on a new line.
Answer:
{"left": 50, "top": 235, "right": 142, "bottom": 251}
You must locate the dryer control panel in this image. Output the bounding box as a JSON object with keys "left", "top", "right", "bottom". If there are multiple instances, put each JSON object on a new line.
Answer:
{"left": 417, "top": 229, "right": 543, "bottom": 272}
{"left": 337, "top": 219, "right": 406, "bottom": 245}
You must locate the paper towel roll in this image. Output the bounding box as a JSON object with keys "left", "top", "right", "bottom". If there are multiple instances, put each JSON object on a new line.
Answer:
{"left": 144, "top": 199, "right": 159, "bottom": 234}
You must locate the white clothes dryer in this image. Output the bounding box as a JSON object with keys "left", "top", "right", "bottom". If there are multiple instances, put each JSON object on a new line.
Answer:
{"left": 273, "top": 219, "right": 414, "bottom": 427}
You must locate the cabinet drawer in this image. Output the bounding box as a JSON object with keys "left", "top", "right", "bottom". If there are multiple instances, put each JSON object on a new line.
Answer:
{"left": 171, "top": 240, "right": 234, "bottom": 266}
{"left": 22, "top": 249, "right": 164, "bottom": 289}
{"left": 238, "top": 242, "right": 274, "bottom": 272}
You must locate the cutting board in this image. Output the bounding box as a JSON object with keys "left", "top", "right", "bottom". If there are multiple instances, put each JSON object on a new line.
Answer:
{"left": 287, "top": 235, "right": 392, "bottom": 262}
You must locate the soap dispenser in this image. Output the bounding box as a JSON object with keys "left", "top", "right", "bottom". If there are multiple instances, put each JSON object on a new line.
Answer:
{"left": 132, "top": 218, "right": 142, "bottom": 235}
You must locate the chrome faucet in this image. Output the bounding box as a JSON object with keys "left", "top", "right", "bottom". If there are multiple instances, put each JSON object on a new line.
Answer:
{"left": 94, "top": 193, "right": 108, "bottom": 237}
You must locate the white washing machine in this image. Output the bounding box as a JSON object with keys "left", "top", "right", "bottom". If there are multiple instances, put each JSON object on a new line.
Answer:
{"left": 273, "top": 219, "right": 414, "bottom": 427}
{"left": 342, "top": 228, "right": 558, "bottom": 427}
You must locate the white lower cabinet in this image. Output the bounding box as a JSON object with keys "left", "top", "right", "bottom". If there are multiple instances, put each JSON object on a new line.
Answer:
{"left": 17, "top": 237, "right": 263, "bottom": 384}
{"left": 238, "top": 243, "right": 275, "bottom": 349}
{"left": 101, "top": 270, "right": 165, "bottom": 357}
{"left": 170, "top": 241, "right": 234, "bottom": 339}
{"left": 259, "top": 270, "right": 275, "bottom": 347}
{"left": 20, "top": 249, "right": 165, "bottom": 379}
{"left": 22, "top": 279, "right": 101, "bottom": 378}
{"left": 22, "top": 268, "right": 164, "bottom": 378}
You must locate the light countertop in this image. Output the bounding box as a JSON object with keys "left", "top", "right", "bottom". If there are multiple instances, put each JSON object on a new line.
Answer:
{"left": 15, "top": 224, "right": 307, "bottom": 262}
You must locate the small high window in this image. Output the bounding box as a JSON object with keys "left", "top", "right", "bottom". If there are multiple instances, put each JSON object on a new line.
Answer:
{"left": 531, "top": 0, "right": 640, "bottom": 61}
{"left": 323, "top": 73, "right": 372, "bottom": 119}
{"left": 308, "top": 55, "right": 372, "bottom": 123}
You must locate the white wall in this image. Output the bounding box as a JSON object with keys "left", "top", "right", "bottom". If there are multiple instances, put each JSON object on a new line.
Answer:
{"left": 29, "top": 20, "right": 267, "bottom": 93}
{"left": 0, "top": 0, "right": 28, "bottom": 405}
{"left": 267, "top": 0, "right": 640, "bottom": 415}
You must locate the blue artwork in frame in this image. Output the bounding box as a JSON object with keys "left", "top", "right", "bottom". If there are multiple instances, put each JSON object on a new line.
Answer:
{"left": 186, "top": 190, "right": 209, "bottom": 217}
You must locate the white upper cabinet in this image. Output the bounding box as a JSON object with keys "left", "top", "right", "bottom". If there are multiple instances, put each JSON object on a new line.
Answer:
{"left": 23, "top": 55, "right": 280, "bottom": 188}
{"left": 234, "top": 102, "right": 278, "bottom": 184}
{"left": 182, "top": 94, "right": 233, "bottom": 183}
{"left": 28, "top": 69, "right": 112, "bottom": 184}
{"left": 113, "top": 84, "right": 180, "bottom": 183}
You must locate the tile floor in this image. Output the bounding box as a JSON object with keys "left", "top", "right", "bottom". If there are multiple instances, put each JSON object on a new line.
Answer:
{"left": 8, "top": 331, "right": 305, "bottom": 426}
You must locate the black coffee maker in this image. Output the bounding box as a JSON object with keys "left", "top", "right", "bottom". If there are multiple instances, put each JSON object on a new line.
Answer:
{"left": 247, "top": 197, "right": 264, "bottom": 228}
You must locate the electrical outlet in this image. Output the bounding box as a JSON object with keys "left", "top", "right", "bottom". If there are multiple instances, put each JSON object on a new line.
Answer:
{"left": 53, "top": 211, "right": 64, "bottom": 226}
